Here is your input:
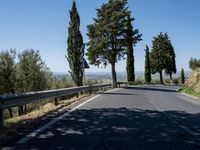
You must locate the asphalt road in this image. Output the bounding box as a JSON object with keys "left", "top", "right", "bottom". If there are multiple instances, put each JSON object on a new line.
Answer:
{"left": 6, "top": 85, "right": 200, "bottom": 150}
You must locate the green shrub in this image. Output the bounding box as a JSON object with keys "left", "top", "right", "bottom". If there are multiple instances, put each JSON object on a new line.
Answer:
{"left": 180, "top": 87, "right": 200, "bottom": 98}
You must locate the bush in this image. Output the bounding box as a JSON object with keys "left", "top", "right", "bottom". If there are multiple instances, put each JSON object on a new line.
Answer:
{"left": 189, "top": 57, "right": 200, "bottom": 70}
{"left": 173, "top": 78, "right": 179, "bottom": 85}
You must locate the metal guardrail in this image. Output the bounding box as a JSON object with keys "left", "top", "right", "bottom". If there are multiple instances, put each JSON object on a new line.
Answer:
{"left": 0, "top": 83, "right": 112, "bottom": 127}
{"left": 118, "top": 81, "right": 134, "bottom": 87}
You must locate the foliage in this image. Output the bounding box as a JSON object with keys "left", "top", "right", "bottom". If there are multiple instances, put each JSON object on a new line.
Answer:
{"left": 164, "top": 34, "right": 176, "bottom": 83}
{"left": 16, "top": 49, "right": 52, "bottom": 93}
{"left": 126, "top": 15, "right": 142, "bottom": 82}
{"left": 50, "top": 76, "right": 74, "bottom": 89}
{"left": 0, "top": 49, "right": 17, "bottom": 95}
{"left": 172, "top": 77, "right": 179, "bottom": 85}
{"left": 67, "top": 1, "right": 84, "bottom": 86}
{"left": 86, "top": 0, "right": 141, "bottom": 87}
{"left": 189, "top": 57, "right": 200, "bottom": 70}
{"left": 0, "top": 49, "right": 52, "bottom": 116}
{"left": 0, "top": 49, "right": 17, "bottom": 118}
{"left": 151, "top": 32, "right": 176, "bottom": 84}
{"left": 180, "top": 87, "right": 200, "bottom": 99}
{"left": 16, "top": 49, "right": 52, "bottom": 115}
{"left": 144, "top": 45, "right": 151, "bottom": 83}
{"left": 181, "top": 68, "right": 185, "bottom": 84}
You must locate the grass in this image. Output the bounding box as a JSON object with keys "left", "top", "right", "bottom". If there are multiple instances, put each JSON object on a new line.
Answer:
{"left": 179, "top": 87, "right": 200, "bottom": 99}
{"left": 3, "top": 94, "right": 88, "bottom": 128}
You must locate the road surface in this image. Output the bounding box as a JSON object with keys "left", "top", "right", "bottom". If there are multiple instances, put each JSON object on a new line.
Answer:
{"left": 5, "top": 86, "right": 200, "bottom": 150}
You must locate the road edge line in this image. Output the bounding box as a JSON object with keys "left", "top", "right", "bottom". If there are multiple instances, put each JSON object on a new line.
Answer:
{"left": 16, "top": 94, "right": 101, "bottom": 145}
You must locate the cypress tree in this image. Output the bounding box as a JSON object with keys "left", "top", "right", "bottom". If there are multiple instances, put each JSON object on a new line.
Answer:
{"left": 67, "top": 1, "right": 84, "bottom": 86}
{"left": 151, "top": 32, "right": 176, "bottom": 84}
{"left": 144, "top": 45, "right": 151, "bottom": 83}
{"left": 181, "top": 68, "right": 185, "bottom": 84}
{"left": 126, "top": 15, "right": 142, "bottom": 82}
{"left": 151, "top": 32, "right": 166, "bottom": 84}
{"left": 164, "top": 33, "right": 176, "bottom": 84}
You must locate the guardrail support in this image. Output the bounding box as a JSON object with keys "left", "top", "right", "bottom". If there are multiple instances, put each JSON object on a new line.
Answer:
{"left": 54, "top": 98, "right": 59, "bottom": 106}
{"left": 0, "top": 108, "right": 4, "bottom": 128}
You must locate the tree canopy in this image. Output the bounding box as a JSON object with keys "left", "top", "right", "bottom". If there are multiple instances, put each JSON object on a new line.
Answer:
{"left": 151, "top": 32, "right": 176, "bottom": 84}
{"left": 189, "top": 57, "right": 200, "bottom": 70}
{"left": 164, "top": 34, "right": 176, "bottom": 83}
{"left": 0, "top": 49, "right": 16, "bottom": 95}
{"left": 86, "top": 0, "right": 141, "bottom": 87}
{"left": 17, "top": 49, "right": 51, "bottom": 93}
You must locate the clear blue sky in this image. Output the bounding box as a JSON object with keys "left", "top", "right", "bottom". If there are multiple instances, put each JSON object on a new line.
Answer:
{"left": 0, "top": 0, "right": 200, "bottom": 73}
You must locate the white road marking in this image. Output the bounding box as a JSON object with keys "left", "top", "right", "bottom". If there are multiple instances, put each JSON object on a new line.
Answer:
{"left": 16, "top": 94, "right": 101, "bottom": 144}
{"left": 69, "top": 94, "right": 101, "bottom": 112}
{"left": 16, "top": 88, "right": 121, "bottom": 145}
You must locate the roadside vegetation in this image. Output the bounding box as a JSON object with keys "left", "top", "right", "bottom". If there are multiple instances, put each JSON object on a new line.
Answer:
{"left": 189, "top": 58, "right": 200, "bottom": 70}
{"left": 180, "top": 87, "right": 200, "bottom": 99}
{"left": 179, "top": 68, "right": 200, "bottom": 99}
{"left": 0, "top": 48, "right": 103, "bottom": 128}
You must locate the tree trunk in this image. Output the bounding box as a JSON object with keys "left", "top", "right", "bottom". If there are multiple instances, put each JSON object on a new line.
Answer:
{"left": 111, "top": 63, "right": 117, "bottom": 88}
{"left": 169, "top": 73, "right": 173, "bottom": 85}
{"left": 159, "top": 71, "right": 164, "bottom": 84}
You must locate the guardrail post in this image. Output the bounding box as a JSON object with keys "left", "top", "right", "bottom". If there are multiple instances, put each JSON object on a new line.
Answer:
{"left": 0, "top": 107, "right": 4, "bottom": 128}
{"left": 118, "top": 82, "right": 121, "bottom": 88}
{"left": 54, "top": 98, "right": 59, "bottom": 106}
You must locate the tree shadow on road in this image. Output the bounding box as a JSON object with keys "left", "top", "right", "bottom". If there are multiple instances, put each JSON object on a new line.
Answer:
{"left": 15, "top": 108, "right": 200, "bottom": 150}
{"left": 99, "top": 92, "right": 137, "bottom": 96}
{"left": 123, "top": 86, "right": 177, "bottom": 93}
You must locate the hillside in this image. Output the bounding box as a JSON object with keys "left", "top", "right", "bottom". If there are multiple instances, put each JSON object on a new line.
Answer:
{"left": 180, "top": 69, "right": 200, "bottom": 98}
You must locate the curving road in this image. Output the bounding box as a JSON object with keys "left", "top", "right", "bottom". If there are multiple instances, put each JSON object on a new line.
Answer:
{"left": 6, "top": 86, "right": 200, "bottom": 150}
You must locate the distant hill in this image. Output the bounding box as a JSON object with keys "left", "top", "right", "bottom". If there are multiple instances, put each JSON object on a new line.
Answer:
{"left": 53, "top": 71, "right": 192, "bottom": 82}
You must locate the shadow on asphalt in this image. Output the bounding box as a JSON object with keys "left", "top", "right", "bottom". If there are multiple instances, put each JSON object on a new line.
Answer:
{"left": 14, "top": 108, "right": 200, "bottom": 150}
{"left": 123, "top": 86, "right": 177, "bottom": 93}
{"left": 100, "top": 92, "right": 137, "bottom": 96}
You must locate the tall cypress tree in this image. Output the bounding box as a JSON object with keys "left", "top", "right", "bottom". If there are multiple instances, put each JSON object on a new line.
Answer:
{"left": 151, "top": 32, "right": 166, "bottom": 84}
{"left": 181, "top": 68, "right": 185, "bottom": 84}
{"left": 67, "top": 1, "right": 84, "bottom": 86}
{"left": 126, "top": 15, "right": 142, "bottom": 82}
{"left": 164, "top": 33, "right": 176, "bottom": 84}
{"left": 151, "top": 32, "right": 176, "bottom": 84}
{"left": 144, "top": 45, "right": 151, "bottom": 83}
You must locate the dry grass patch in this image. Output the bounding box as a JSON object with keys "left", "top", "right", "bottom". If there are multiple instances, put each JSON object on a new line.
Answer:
{"left": 4, "top": 94, "right": 88, "bottom": 128}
